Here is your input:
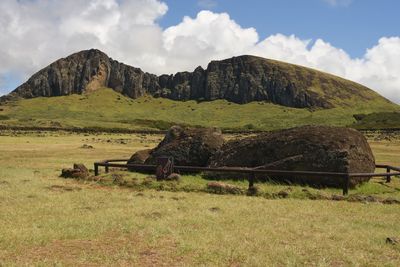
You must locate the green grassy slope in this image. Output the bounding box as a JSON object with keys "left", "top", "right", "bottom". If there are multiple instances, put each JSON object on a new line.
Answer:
{"left": 0, "top": 88, "right": 399, "bottom": 131}
{"left": 353, "top": 112, "right": 400, "bottom": 130}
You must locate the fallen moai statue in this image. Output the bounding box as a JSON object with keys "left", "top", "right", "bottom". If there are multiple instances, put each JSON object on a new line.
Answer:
{"left": 208, "top": 125, "right": 375, "bottom": 188}
{"left": 143, "top": 125, "right": 224, "bottom": 167}
{"left": 128, "top": 149, "right": 152, "bottom": 165}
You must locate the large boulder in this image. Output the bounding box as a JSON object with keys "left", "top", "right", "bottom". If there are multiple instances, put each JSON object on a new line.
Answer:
{"left": 144, "top": 125, "right": 224, "bottom": 166}
{"left": 127, "top": 148, "right": 153, "bottom": 172}
{"left": 209, "top": 125, "right": 375, "bottom": 188}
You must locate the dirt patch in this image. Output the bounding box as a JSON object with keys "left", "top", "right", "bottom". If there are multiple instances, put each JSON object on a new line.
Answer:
{"left": 209, "top": 207, "right": 221, "bottom": 212}
{"left": 0, "top": 180, "right": 10, "bottom": 185}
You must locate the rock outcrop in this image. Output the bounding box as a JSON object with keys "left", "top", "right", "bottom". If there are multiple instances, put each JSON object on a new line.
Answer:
{"left": 208, "top": 126, "right": 375, "bottom": 188}
{"left": 144, "top": 125, "right": 224, "bottom": 166}
{"left": 2, "top": 49, "right": 389, "bottom": 109}
{"left": 5, "top": 49, "right": 159, "bottom": 100}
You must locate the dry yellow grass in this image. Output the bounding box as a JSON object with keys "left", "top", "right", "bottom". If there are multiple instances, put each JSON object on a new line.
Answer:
{"left": 0, "top": 131, "right": 399, "bottom": 266}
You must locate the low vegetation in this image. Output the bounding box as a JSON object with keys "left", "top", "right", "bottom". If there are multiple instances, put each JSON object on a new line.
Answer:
{"left": 353, "top": 111, "right": 400, "bottom": 130}
{"left": 0, "top": 130, "right": 399, "bottom": 265}
{"left": 0, "top": 88, "right": 399, "bottom": 131}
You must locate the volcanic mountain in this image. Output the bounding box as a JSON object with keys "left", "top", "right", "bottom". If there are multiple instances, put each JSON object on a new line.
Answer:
{"left": 1, "top": 49, "right": 393, "bottom": 109}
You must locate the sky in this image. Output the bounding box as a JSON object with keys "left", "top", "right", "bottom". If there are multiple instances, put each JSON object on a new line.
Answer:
{"left": 0, "top": 0, "right": 399, "bottom": 103}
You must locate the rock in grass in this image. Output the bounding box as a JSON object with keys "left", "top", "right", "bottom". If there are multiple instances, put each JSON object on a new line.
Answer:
{"left": 80, "top": 144, "right": 94, "bottom": 149}
{"left": 166, "top": 173, "right": 181, "bottom": 181}
{"left": 209, "top": 125, "right": 375, "bottom": 188}
{"left": 61, "top": 163, "right": 89, "bottom": 179}
{"left": 127, "top": 148, "right": 153, "bottom": 172}
{"left": 127, "top": 149, "right": 152, "bottom": 165}
{"left": 277, "top": 190, "right": 289, "bottom": 198}
{"left": 386, "top": 237, "right": 399, "bottom": 245}
{"left": 331, "top": 195, "right": 345, "bottom": 201}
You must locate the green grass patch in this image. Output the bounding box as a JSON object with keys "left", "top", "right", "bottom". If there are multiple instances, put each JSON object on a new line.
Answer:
{"left": 353, "top": 111, "right": 400, "bottom": 129}
{"left": 0, "top": 88, "right": 398, "bottom": 131}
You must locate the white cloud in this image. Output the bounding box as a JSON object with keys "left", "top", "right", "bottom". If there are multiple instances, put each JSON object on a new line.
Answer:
{"left": 0, "top": 0, "right": 168, "bottom": 82}
{"left": 162, "top": 11, "right": 258, "bottom": 71}
{"left": 248, "top": 35, "right": 400, "bottom": 103}
{"left": 0, "top": 1, "right": 399, "bottom": 104}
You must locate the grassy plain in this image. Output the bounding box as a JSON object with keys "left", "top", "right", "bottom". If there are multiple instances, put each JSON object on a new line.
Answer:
{"left": 0, "top": 88, "right": 399, "bottom": 131}
{"left": 0, "top": 130, "right": 400, "bottom": 266}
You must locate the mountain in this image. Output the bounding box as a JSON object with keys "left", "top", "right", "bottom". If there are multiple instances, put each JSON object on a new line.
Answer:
{"left": 1, "top": 49, "right": 394, "bottom": 109}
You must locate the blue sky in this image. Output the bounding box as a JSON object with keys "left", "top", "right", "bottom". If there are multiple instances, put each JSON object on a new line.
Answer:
{"left": 0, "top": 0, "right": 399, "bottom": 103}
{"left": 161, "top": 0, "right": 400, "bottom": 58}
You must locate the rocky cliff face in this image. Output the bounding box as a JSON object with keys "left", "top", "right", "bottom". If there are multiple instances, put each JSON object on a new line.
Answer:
{"left": 1, "top": 49, "right": 388, "bottom": 108}
{"left": 7, "top": 49, "right": 160, "bottom": 100}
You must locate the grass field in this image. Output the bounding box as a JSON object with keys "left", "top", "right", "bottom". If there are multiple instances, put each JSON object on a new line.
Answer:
{"left": 0, "top": 130, "right": 399, "bottom": 266}
{"left": 0, "top": 88, "right": 399, "bottom": 131}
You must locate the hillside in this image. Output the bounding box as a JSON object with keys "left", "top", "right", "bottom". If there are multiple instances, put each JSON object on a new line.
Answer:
{"left": 1, "top": 49, "right": 395, "bottom": 109}
{"left": 0, "top": 88, "right": 398, "bottom": 131}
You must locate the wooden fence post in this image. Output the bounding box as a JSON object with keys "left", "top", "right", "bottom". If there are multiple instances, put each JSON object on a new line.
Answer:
{"left": 342, "top": 175, "right": 350, "bottom": 196}
{"left": 94, "top": 163, "right": 99, "bottom": 176}
{"left": 386, "top": 167, "right": 391, "bottom": 183}
{"left": 248, "top": 173, "right": 255, "bottom": 189}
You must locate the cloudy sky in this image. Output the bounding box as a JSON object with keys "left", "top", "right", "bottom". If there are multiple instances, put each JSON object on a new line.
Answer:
{"left": 0, "top": 0, "right": 399, "bottom": 103}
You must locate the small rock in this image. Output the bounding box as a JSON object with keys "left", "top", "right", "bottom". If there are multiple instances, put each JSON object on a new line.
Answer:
{"left": 73, "top": 163, "right": 88, "bottom": 173}
{"left": 166, "top": 173, "right": 181, "bottom": 181}
{"left": 365, "top": 195, "right": 377, "bottom": 202}
{"left": 277, "top": 190, "right": 289, "bottom": 198}
{"left": 61, "top": 163, "right": 89, "bottom": 179}
{"left": 386, "top": 237, "right": 399, "bottom": 245}
{"left": 80, "top": 144, "right": 94, "bottom": 149}
{"left": 331, "top": 194, "right": 345, "bottom": 201}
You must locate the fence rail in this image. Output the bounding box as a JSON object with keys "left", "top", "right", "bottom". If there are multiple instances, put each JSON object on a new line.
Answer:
{"left": 94, "top": 159, "right": 400, "bottom": 196}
